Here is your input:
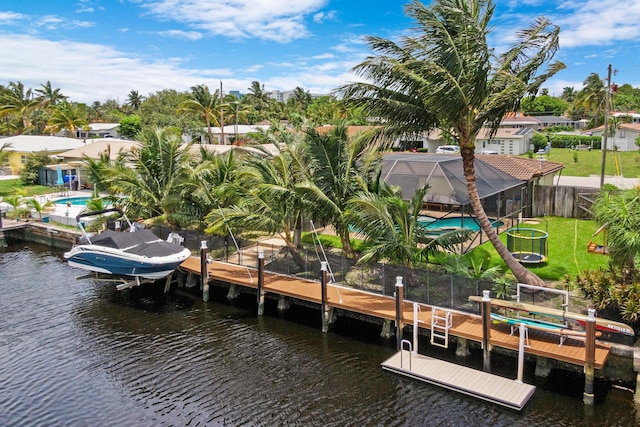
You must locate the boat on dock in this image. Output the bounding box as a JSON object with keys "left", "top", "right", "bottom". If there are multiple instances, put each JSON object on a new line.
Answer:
{"left": 64, "top": 208, "right": 191, "bottom": 281}
{"left": 469, "top": 296, "right": 634, "bottom": 336}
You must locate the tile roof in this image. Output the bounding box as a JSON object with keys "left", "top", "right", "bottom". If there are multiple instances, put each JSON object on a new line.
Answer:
{"left": 477, "top": 154, "right": 563, "bottom": 180}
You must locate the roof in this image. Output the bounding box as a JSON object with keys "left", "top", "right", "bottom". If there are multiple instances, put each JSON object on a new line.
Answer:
{"left": 88, "top": 123, "right": 120, "bottom": 131}
{"left": 58, "top": 139, "right": 138, "bottom": 161}
{"left": 476, "top": 127, "right": 533, "bottom": 139}
{"left": 187, "top": 143, "right": 281, "bottom": 157}
{"left": 501, "top": 112, "right": 541, "bottom": 126}
{"left": 210, "top": 124, "right": 270, "bottom": 134}
{"left": 315, "top": 125, "right": 382, "bottom": 137}
{"left": 476, "top": 154, "right": 564, "bottom": 180}
{"left": 381, "top": 153, "right": 526, "bottom": 205}
{"left": 0, "top": 135, "right": 87, "bottom": 153}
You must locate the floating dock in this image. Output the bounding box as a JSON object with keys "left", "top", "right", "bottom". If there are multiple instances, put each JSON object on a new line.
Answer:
{"left": 382, "top": 350, "right": 536, "bottom": 411}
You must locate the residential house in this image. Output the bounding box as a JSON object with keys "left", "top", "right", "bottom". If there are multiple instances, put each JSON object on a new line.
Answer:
{"left": 0, "top": 135, "right": 88, "bottom": 175}
{"left": 75, "top": 123, "right": 121, "bottom": 139}
{"left": 586, "top": 122, "right": 640, "bottom": 152}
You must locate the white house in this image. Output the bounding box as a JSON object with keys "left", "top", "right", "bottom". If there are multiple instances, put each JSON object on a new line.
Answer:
{"left": 588, "top": 122, "right": 640, "bottom": 152}
{"left": 75, "top": 123, "right": 121, "bottom": 139}
{"left": 207, "top": 124, "right": 271, "bottom": 144}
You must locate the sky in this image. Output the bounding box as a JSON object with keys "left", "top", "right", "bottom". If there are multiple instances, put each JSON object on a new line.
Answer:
{"left": 1, "top": 0, "right": 639, "bottom": 104}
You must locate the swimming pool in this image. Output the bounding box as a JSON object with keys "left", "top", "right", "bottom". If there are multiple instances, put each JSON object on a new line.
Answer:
{"left": 55, "top": 196, "right": 92, "bottom": 206}
{"left": 417, "top": 215, "right": 503, "bottom": 232}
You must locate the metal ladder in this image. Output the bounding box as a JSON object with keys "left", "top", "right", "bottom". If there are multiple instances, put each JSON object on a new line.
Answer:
{"left": 431, "top": 308, "right": 452, "bottom": 348}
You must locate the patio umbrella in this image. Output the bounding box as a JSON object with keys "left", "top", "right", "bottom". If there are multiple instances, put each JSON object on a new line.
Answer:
{"left": 56, "top": 165, "right": 64, "bottom": 186}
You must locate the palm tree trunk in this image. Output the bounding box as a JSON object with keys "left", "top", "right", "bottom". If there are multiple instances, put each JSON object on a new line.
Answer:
{"left": 460, "top": 146, "right": 546, "bottom": 288}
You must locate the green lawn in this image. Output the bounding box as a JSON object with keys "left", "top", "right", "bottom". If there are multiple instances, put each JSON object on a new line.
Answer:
{"left": 0, "top": 178, "right": 51, "bottom": 198}
{"left": 524, "top": 148, "right": 640, "bottom": 178}
{"left": 478, "top": 216, "right": 610, "bottom": 282}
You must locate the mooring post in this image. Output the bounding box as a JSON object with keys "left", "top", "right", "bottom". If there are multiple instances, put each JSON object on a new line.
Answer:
{"left": 517, "top": 322, "right": 526, "bottom": 383}
{"left": 320, "top": 261, "right": 329, "bottom": 333}
{"left": 583, "top": 308, "right": 596, "bottom": 405}
{"left": 481, "top": 289, "right": 492, "bottom": 372}
{"left": 200, "top": 240, "right": 209, "bottom": 302}
{"left": 0, "top": 206, "right": 5, "bottom": 248}
{"left": 395, "top": 276, "right": 404, "bottom": 350}
{"left": 257, "top": 250, "right": 265, "bottom": 316}
{"left": 412, "top": 303, "right": 420, "bottom": 354}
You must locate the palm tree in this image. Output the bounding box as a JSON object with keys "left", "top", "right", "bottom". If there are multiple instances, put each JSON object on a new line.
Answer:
{"left": 25, "top": 197, "right": 55, "bottom": 221}
{"left": 295, "top": 124, "right": 381, "bottom": 258}
{"left": 561, "top": 86, "right": 577, "bottom": 103}
{"left": 102, "top": 127, "right": 194, "bottom": 226}
{"left": 592, "top": 187, "right": 640, "bottom": 282}
{"left": 48, "top": 101, "right": 88, "bottom": 138}
{"left": 337, "top": 0, "right": 564, "bottom": 287}
{"left": 0, "top": 141, "right": 11, "bottom": 165}
{"left": 35, "top": 81, "right": 66, "bottom": 108}
{"left": 126, "top": 90, "right": 145, "bottom": 111}
{"left": 178, "top": 84, "right": 221, "bottom": 144}
{"left": 246, "top": 81, "right": 270, "bottom": 110}
{"left": 0, "top": 81, "right": 39, "bottom": 133}
{"left": 205, "top": 140, "right": 308, "bottom": 267}
{"left": 575, "top": 73, "right": 607, "bottom": 128}
{"left": 347, "top": 183, "right": 472, "bottom": 275}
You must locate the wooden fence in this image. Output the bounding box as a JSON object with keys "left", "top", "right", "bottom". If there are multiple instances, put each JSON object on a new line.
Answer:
{"left": 532, "top": 185, "right": 600, "bottom": 219}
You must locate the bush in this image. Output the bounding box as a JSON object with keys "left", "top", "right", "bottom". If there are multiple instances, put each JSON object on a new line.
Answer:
{"left": 20, "top": 152, "right": 53, "bottom": 185}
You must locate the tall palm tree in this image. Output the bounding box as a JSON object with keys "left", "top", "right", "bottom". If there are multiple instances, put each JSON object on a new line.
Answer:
{"left": 35, "top": 81, "right": 66, "bottom": 108}
{"left": 575, "top": 73, "right": 606, "bottom": 128}
{"left": 126, "top": 90, "right": 145, "bottom": 111}
{"left": 178, "top": 84, "right": 221, "bottom": 144}
{"left": 48, "top": 101, "right": 88, "bottom": 138}
{"left": 0, "top": 81, "right": 39, "bottom": 133}
{"left": 338, "top": 0, "right": 565, "bottom": 287}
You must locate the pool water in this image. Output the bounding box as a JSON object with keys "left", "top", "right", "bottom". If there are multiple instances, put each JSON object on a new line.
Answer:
{"left": 418, "top": 215, "right": 503, "bottom": 232}
{"left": 55, "top": 197, "right": 92, "bottom": 206}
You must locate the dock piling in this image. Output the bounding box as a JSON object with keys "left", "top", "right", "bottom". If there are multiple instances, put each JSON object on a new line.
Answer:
{"left": 395, "top": 277, "right": 404, "bottom": 350}
{"left": 200, "top": 241, "right": 209, "bottom": 302}
{"left": 481, "top": 290, "right": 492, "bottom": 372}
{"left": 584, "top": 308, "right": 596, "bottom": 405}
{"left": 321, "top": 262, "right": 329, "bottom": 333}
{"left": 257, "top": 250, "right": 265, "bottom": 316}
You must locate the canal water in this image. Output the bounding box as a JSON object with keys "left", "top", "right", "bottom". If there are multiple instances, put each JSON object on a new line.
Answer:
{"left": 1, "top": 243, "right": 638, "bottom": 426}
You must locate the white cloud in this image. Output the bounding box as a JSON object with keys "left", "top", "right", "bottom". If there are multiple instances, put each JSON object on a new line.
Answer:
{"left": 0, "top": 11, "right": 25, "bottom": 24}
{"left": 313, "top": 10, "right": 337, "bottom": 23}
{"left": 154, "top": 30, "right": 203, "bottom": 40}
{"left": 554, "top": 0, "right": 640, "bottom": 47}
{"left": 134, "top": 0, "right": 328, "bottom": 43}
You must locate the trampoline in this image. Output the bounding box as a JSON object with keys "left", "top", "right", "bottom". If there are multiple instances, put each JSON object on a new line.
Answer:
{"left": 506, "top": 227, "right": 548, "bottom": 264}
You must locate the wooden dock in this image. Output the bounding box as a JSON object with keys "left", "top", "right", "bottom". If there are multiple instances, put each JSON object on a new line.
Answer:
{"left": 382, "top": 350, "right": 536, "bottom": 410}
{"left": 179, "top": 256, "right": 614, "bottom": 406}
{"left": 179, "top": 257, "right": 612, "bottom": 369}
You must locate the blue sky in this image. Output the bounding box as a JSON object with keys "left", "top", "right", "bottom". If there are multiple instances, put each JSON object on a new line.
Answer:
{"left": 0, "top": 0, "right": 638, "bottom": 104}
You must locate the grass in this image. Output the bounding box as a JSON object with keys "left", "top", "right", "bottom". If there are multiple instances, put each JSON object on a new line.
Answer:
{"left": 523, "top": 148, "right": 640, "bottom": 178}
{"left": 302, "top": 216, "right": 605, "bottom": 284}
{"left": 478, "top": 216, "right": 610, "bottom": 282}
{"left": 0, "top": 178, "right": 51, "bottom": 198}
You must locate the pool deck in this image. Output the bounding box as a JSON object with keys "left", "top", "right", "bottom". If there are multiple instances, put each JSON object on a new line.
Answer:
{"left": 34, "top": 190, "right": 95, "bottom": 226}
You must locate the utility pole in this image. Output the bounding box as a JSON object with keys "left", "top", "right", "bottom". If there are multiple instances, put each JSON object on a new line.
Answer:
{"left": 600, "top": 64, "right": 612, "bottom": 188}
{"left": 220, "top": 81, "right": 225, "bottom": 145}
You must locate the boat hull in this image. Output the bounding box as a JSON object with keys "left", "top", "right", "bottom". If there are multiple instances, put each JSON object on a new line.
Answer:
{"left": 65, "top": 245, "right": 191, "bottom": 280}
